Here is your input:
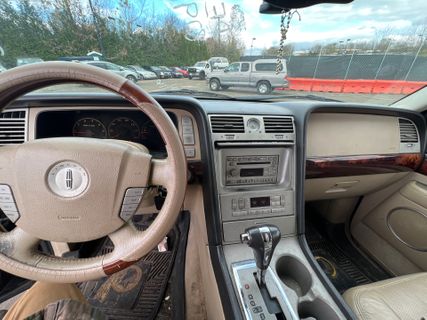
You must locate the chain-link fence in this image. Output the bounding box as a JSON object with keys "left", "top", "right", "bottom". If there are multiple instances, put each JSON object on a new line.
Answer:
{"left": 286, "top": 54, "right": 427, "bottom": 81}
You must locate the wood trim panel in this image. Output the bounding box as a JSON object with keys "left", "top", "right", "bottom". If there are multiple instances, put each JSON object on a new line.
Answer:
{"left": 306, "top": 153, "right": 422, "bottom": 179}
{"left": 417, "top": 156, "right": 427, "bottom": 175}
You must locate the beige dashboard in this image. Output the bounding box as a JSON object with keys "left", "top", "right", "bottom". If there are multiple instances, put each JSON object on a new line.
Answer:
{"left": 305, "top": 112, "right": 422, "bottom": 202}
{"left": 307, "top": 113, "right": 401, "bottom": 157}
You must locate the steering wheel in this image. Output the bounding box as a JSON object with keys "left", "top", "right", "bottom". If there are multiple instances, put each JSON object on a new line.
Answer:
{"left": 0, "top": 62, "right": 187, "bottom": 282}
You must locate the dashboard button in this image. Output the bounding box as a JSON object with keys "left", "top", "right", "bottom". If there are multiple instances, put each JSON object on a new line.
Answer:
{"left": 238, "top": 198, "right": 245, "bottom": 209}
{"left": 123, "top": 195, "right": 142, "bottom": 204}
{"left": 185, "top": 147, "right": 195, "bottom": 158}
{"left": 0, "top": 194, "right": 14, "bottom": 203}
{"left": 182, "top": 125, "right": 194, "bottom": 135}
{"left": 272, "top": 208, "right": 284, "bottom": 214}
{"left": 119, "top": 210, "right": 134, "bottom": 221}
{"left": 3, "top": 210, "right": 19, "bottom": 223}
{"left": 183, "top": 134, "right": 195, "bottom": 145}
{"left": 125, "top": 188, "right": 145, "bottom": 197}
{"left": 122, "top": 203, "right": 139, "bottom": 212}
{"left": 232, "top": 199, "right": 237, "bottom": 210}
{"left": 182, "top": 116, "right": 193, "bottom": 126}
{"left": 0, "top": 203, "right": 17, "bottom": 212}
{"left": 0, "top": 185, "right": 11, "bottom": 194}
{"left": 232, "top": 211, "right": 247, "bottom": 217}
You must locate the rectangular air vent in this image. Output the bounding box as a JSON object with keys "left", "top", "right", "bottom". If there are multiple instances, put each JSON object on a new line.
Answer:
{"left": 263, "top": 117, "right": 294, "bottom": 133}
{"left": 399, "top": 118, "right": 418, "bottom": 143}
{"left": 0, "top": 110, "right": 26, "bottom": 145}
{"left": 210, "top": 116, "right": 244, "bottom": 133}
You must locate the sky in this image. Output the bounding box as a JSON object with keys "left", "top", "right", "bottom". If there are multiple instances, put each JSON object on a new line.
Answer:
{"left": 162, "top": 0, "right": 427, "bottom": 53}
{"left": 20, "top": 0, "right": 427, "bottom": 53}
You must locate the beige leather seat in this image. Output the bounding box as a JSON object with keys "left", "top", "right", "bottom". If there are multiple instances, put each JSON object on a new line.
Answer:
{"left": 343, "top": 273, "right": 427, "bottom": 320}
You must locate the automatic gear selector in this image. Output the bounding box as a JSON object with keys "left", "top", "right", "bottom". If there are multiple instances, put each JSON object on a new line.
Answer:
{"left": 241, "top": 224, "right": 281, "bottom": 285}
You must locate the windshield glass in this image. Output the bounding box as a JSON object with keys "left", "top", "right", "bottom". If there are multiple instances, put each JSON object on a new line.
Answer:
{"left": 0, "top": 0, "right": 426, "bottom": 104}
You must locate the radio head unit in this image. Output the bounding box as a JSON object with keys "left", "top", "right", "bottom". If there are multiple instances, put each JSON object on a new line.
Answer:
{"left": 226, "top": 155, "right": 279, "bottom": 186}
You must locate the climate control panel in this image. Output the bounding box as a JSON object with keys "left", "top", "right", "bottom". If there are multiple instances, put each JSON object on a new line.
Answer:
{"left": 220, "top": 190, "right": 293, "bottom": 222}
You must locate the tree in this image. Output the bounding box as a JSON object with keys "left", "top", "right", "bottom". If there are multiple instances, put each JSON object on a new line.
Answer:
{"left": 263, "top": 44, "right": 294, "bottom": 57}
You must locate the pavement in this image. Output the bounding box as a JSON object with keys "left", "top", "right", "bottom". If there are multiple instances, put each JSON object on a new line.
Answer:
{"left": 36, "top": 78, "right": 405, "bottom": 105}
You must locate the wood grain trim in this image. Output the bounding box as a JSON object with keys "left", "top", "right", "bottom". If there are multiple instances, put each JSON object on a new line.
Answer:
{"left": 103, "top": 259, "right": 138, "bottom": 275}
{"left": 417, "top": 157, "right": 427, "bottom": 175}
{"left": 306, "top": 153, "right": 422, "bottom": 179}
{"left": 119, "top": 80, "right": 152, "bottom": 105}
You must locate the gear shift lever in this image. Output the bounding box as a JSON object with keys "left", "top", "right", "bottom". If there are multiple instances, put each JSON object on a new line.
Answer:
{"left": 240, "top": 225, "right": 281, "bottom": 286}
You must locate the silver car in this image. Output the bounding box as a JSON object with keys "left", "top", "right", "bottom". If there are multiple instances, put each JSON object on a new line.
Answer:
{"left": 207, "top": 59, "right": 288, "bottom": 94}
{"left": 82, "top": 61, "right": 139, "bottom": 82}
{"left": 126, "top": 65, "right": 158, "bottom": 80}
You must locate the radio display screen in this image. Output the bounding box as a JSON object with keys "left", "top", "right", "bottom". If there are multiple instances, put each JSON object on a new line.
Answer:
{"left": 250, "top": 197, "right": 270, "bottom": 208}
{"left": 240, "top": 168, "right": 264, "bottom": 177}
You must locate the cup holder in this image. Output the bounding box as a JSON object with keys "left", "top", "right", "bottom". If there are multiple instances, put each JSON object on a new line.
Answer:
{"left": 298, "top": 298, "right": 340, "bottom": 320}
{"left": 276, "top": 255, "right": 312, "bottom": 296}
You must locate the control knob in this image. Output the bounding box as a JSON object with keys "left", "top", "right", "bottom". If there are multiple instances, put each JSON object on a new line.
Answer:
{"left": 229, "top": 169, "right": 239, "bottom": 177}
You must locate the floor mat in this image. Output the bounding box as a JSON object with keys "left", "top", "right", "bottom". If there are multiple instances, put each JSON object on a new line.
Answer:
{"left": 305, "top": 216, "right": 391, "bottom": 294}
{"left": 79, "top": 215, "right": 183, "bottom": 320}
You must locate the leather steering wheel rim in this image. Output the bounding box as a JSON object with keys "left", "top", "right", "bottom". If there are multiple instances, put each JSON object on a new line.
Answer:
{"left": 0, "top": 62, "right": 187, "bottom": 282}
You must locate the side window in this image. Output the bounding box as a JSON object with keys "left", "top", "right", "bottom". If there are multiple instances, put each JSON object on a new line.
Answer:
{"left": 228, "top": 63, "right": 240, "bottom": 72}
{"left": 241, "top": 63, "right": 250, "bottom": 72}
{"left": 254, "top": 63, "right": 282, "bottom": 72}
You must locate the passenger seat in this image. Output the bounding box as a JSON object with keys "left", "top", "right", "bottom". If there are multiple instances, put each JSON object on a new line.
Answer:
{"left": 343, "top": 272, "right": 427, "bottom": 320}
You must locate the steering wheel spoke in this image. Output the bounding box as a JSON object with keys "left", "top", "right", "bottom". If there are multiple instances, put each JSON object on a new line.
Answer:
{"left": 0, "top": 227, "right": 40, "bottom": 262}
{"left": 150, "top": 158, "right": 175, "bottom": 188}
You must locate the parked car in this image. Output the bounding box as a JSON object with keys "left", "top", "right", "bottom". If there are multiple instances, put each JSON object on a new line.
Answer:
{"left": 207, "top": 59, "right": 288, "bottom": 94}
{"left": 171, "top": 67, "right": 189, "bottom": 78}
{"left": 16, "top": 57, "right": 44, "bottom": 66}
{"left": 58, "top": 56, "right": 101, "bottom": 62}
{"left": 206, "top": 57, "right": 229, "bottom": 70}
{"left": 126, "top": 65, "right": 158, "bottom": 80}
{"left": 81, "top": 61, "right": 139, "bottom": 82}
{"left": 0, "top": 64, "right": 6, "bottom": 73}
{"left": 143, "top": 66, "right": 172, "bottom": 79}
{"left": 159, "top": 66, "right": 183, "bottom": 78}
{"left": 187, "top": 61, "right": 207, "bottom": 80}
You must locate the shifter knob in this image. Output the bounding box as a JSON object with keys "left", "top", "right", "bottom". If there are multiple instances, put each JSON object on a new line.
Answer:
{"left": 240, "top": 225, "right": 281, "bottom": 285}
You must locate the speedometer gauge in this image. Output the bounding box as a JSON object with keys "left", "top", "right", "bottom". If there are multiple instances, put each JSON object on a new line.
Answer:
{"left": 73, "top": 118, "right": 107, "bottom": 138}
{"left": 108, "top": 117, "right": 140, "bottom": 141}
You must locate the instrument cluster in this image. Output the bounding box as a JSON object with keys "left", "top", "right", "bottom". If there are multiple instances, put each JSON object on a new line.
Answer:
{"left": 36, "top": 110, "right": 177, "bottom": 156}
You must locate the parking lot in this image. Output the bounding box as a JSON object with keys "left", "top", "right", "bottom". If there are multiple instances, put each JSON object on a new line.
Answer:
{"left": 37, "top": 78, "right": 404, "bottom": 105}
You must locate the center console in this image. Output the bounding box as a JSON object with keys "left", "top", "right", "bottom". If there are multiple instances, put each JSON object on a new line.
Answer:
{"left": 209, "top": 114, "right": 296, "bottom": 243}
{"left": 209, "top": 114, "right": 346, "bottom": 320}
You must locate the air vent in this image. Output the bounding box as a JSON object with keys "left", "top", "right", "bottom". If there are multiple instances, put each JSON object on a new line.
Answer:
{"left": 263, "top": 117, "right": 294, "bottom": 133}
{"left": 399, "top": 118, "right": 418, "bottom": 143}
{"left": 210, "top": 116, "right": 244, "bottom": 133}
{"left": 0, "top": 110, "right": 26, "bottom": 145}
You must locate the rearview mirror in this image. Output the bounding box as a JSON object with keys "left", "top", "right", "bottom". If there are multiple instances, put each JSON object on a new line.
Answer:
{"left": 260, "top": 0, "right": 353, "bottom": 13}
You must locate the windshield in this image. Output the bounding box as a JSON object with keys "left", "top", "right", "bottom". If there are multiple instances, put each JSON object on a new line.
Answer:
{"left": 0, "top": 0, "right": 426, "bottom": 104}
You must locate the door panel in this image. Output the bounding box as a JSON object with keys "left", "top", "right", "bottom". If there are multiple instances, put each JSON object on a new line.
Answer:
{"left": 351, "top": 172, "right": 427, "bottom": 275}
{"left": 222, "top": 63, "right": 240, "bottom": 85}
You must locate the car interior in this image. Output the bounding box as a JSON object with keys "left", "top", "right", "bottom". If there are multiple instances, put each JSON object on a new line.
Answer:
{"left": 0, "top": 0, "right": 426, "bottom": 319}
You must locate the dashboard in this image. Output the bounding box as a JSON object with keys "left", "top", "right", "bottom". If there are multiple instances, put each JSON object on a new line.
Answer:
{"left": 36, "top": 110, "right": 178, "bottom": 157}
{"left": 1, "top": 94, "right": 425, "bottom": 239}
{"left": 1, "top": 93, "right": 426, "bottom": 320}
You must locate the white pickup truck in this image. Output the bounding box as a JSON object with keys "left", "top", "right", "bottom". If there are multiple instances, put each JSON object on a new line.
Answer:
{"left": 207, "top": 59, "right": 288, "bottom": 94}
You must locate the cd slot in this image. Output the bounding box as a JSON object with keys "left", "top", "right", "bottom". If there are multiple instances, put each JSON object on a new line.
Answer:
{"left": 236, "top": 161, "right": 270, "bottom": 165}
